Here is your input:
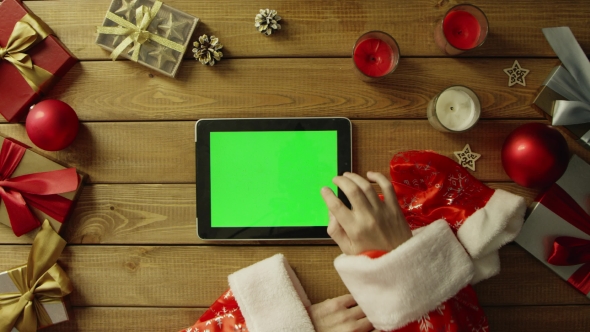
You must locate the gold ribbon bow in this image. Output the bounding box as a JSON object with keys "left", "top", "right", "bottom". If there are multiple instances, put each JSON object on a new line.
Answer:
{"left": 0, "top": 14, "right": 55, "bottom": 94}
{"left": 96, "top": 0, "right": 185, "bottom": 62}
{"left": 0, "top": 220, "right": 72, "bottom": 332}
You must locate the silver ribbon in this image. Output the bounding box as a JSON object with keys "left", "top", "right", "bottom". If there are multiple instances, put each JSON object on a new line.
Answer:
{"left": 543, "top": 27, "right": 590, "bottom": 145}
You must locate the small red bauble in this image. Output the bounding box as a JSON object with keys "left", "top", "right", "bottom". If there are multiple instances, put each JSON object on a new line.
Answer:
{"left": 501, "top": 123, "right": 569, "bottom": 188}
{"left": 26, "top": 99, "right": 79, "bottom": 151}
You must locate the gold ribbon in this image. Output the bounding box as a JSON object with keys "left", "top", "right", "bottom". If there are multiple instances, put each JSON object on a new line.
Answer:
{"left": 0, "top": 220, "right": 72, "bottom": 332}
{"left": 96, "top": 0, "right": 186, "bottom": 62}
{"left": 0, "top": 13, "right": 55, "bottom": 94}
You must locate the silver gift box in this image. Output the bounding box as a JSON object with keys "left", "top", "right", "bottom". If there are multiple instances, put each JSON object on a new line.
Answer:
{"left": 515, "top": 155, "right": 590, "bottom": 298}
{"left": 533, "top": 65, "right": 590, "bottom": 150}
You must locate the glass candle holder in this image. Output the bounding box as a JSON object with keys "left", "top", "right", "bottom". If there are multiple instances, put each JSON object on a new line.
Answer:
{"left": 434, "top": 4, "right": 489, "bottom": 55}
{"left": 352, "top": 31, "right": 400, "bottom": 82}
{"left": 427, "top": 86, "right": 481, "bottom": 132}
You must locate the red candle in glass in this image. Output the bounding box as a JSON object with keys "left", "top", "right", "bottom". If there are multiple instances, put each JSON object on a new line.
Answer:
{"left": 443, "top": 10, "right": 481, "bottom": 49}
{"left": 352, "top": 31, "right": 399, "bottom": 81}
{"left": 354, "top": 38, "right": 394, "bottom": 77}
{"left": 434, "top": 4, "right": 488, "bottom": 55}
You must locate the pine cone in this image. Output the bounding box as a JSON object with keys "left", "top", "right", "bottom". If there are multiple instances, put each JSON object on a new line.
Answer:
{"left": 255, "top": 9, "right": 281, "bottom": 36}
{"left": 192, "top": 35, "right": 223, "bottom": 66}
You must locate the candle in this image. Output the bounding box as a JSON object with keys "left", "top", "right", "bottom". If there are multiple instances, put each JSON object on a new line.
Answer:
{"left": 443, "top": 10, "right": 480, "bottom": 50}
{"left": 434, "top": 4, "right": 489, "bottom": 55}
{"left": 352, "top": 31, "right": 399, "bottom": 81}
{"left": 427, "top": 86, "right": 481, "bottom": 132}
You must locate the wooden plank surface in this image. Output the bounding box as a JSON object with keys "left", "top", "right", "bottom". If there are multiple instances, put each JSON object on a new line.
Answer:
{"left": 1, "top": 120, "right": 589, "bottom": 185}
{"left": 1, "top": 245, "right": 588, "bottom": 307}
{"left": 43, "top": 58, "right": 549, "bottom": 121}
{"left": 25, "top": 0, "right": 590, "bottom": 60}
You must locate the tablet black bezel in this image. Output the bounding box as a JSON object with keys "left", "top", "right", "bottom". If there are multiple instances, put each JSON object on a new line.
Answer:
{"left": 196, "top": 118, "right": 352, "bottom": 240}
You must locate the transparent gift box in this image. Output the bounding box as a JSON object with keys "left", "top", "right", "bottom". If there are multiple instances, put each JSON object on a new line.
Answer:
{"left": 96, "top": 0, "right": 198, "bottom": 77}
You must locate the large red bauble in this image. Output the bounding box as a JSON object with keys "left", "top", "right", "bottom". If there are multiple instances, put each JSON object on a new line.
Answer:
{"left": 501, "top": 123, "right": 569, "bottom": 188}
{"left": 26, "top": 99, "right": 79, "bottom": 151}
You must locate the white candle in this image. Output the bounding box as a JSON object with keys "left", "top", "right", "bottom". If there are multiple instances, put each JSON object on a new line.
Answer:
{"left": 427, "top": 86, "right": 480, "bottom": 132}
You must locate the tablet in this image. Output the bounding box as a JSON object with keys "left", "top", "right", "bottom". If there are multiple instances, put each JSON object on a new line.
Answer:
{"left": 195, "top": 118, "right": 352, "bottom": 240}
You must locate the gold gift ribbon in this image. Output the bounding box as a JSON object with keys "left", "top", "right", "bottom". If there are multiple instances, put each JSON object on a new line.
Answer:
{"left": 0, "top": 220, "right": 72, "bottom": 332}
{"left": 0, "top": 13, "right": 55, "bottom": 94}
{"left": 96, "top": 0, "right": 186, "bottom": 62}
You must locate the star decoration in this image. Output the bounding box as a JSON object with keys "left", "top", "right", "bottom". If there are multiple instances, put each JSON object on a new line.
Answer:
{"left": 503, "top": 60, "right": 530, "bottom": 87}
{"left": 453, "top": 144, "right": 481, "bottom": 171}
{"left": 113, "top": 0, "right": 137, "bottom": 21}
{"left": 134, "top": 41, "right": 157, "bottom": 62}
{"left": 148, "top": 43, "right": 178, "bottom": 69}
{"left": 157, "top": 12, "right": 189, "bottom": 42}
{"left": 147, "top": 15, "right": 165, "bottom": 34}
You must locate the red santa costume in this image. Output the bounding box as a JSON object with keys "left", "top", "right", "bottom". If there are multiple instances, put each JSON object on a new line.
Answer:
{"left": 182, "top": 151, "right": 526, "bottom": 332}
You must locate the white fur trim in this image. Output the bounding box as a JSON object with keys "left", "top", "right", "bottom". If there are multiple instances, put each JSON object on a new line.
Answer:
{"left": 470, "top": 250, "right": 501, "bottom": 284}
{"left": 457, "top": 189, "right": 526, "bottom": 262}
{"left": 334, "top": 220, "right": 474, "bottom": 331}
{"left": 228, "top": 254, "right": 315, "bottom": 332}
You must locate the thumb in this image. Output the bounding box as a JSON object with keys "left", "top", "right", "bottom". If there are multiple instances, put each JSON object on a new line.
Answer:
{"left": 327, "top": 212, "right": 352, "bottom": 254}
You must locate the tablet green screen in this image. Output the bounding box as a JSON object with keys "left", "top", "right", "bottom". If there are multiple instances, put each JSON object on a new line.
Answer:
{"left": 210, "top": 131, "right": 338, "bottom": 227}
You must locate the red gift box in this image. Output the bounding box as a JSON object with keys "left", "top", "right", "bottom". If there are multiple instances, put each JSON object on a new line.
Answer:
{"left": 0, "top": 136, "right": 85, "bottom": 237}
{"left": 0, "top": 0, "right": 77, "bottom": 122}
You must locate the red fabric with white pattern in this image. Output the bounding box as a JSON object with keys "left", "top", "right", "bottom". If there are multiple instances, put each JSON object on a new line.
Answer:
{"left": 387, "top": 150, "right": 491, "bottom": 332}
{"left": 180, "top": 290, "right": 248, "bottom": 332}
{"left": 389, "top": 150, "right": 494, "bottom": 232}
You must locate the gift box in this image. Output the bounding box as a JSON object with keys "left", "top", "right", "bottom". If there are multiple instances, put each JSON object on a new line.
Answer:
{"left": 96, "top": 0, "right": 199, "bottom": 78}
{"left": 0, "top": 0, "right": 77, "bottom": 122}
{"left": 0, "top": 137, "right": 85, "bottom": 238}
{"left": 531, "top": 27, "right": 590, "bottom": 150}
{"left": 515, "top": 155, "right": 590, "bottom": 297}
{"left": 0, "top": 220, "right": 73, "bottom": 331}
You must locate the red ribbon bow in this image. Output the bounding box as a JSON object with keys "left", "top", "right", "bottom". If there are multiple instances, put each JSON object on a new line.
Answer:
{"left": 0, "top": 139, "right": 79, "bottom": 236}
{"left": 541, "top": 183, "right": 590, "bottom": 295}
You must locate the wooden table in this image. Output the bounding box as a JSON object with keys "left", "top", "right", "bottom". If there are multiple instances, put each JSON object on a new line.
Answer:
{"left": 2, "top": 0, "right": 590, "bottom": 331}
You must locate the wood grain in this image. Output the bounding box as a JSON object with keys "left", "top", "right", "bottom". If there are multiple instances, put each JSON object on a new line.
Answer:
{"left": 0, "top": 183, "right": 539, "bottom": 245}
{"left": 42, "top": 58, "right": 550, "bottom": 121}
{"left": 39, "top": 305, "right": 590, "bottom": 332}
{"left": 42, "top": 307, "right": 205, "bottom": 332}
{"left": 484, "top": 305, "right": 590, "bottom": 332}
{"left": 2, "top": 120, "right": 588, "bottom": 185}
{"left": 1, "top": 245, "right": 589, "bottom": 307}
{"left": 24, "top": 0, "right": 590, "bottom": 60}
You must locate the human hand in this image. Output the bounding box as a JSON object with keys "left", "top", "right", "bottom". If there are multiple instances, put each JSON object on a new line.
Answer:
{"left": 320, "top": 171, "right": 412, "bottom": 255}
{"left": 307, "top": 294, "right": 376, "bottom": 332}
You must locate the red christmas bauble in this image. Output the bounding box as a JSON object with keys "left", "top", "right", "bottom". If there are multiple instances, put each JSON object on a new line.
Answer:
{"left": 26, "top": 99, "right": 79, "bottom": 151}
{"left": 501, "top": 123, "right": 569, "bottom": 188}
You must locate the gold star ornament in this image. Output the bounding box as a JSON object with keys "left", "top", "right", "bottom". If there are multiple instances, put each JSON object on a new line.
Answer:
{"left": 454, "top": 144, "right": 481, "bottom": 171}
{"left": 503, "top": 60, "right": 530, "bottom": 87}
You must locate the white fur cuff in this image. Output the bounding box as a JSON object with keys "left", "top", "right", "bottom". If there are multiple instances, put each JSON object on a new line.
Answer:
{"left": 457, "top": 189, "right": 526, "bottom": 261}
{"left": 334, "top": 220, "right": 474, "bottom": 331}
{"left": 470, "top": 250, "right": 501, "bottom": 284}
{"left": 228, "top": 254, "right": 315, "bottom": 332}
